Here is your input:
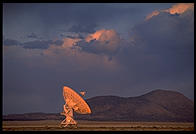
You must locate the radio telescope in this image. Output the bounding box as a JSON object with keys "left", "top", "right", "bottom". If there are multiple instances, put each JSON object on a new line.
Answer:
{"left": 60, "top": 86, "right": 91, "bottom": 127}
{"left": 80, "top": 91, "right": 86, "bottom": 96}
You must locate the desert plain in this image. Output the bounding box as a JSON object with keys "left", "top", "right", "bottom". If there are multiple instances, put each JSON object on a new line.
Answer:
{"left": 2, "top": 120, "right": 194, "bottom": 131}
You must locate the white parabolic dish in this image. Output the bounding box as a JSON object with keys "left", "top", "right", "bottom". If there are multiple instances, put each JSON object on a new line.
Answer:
{"left": 63, "top": 86, "right": 91, "bottom": 114}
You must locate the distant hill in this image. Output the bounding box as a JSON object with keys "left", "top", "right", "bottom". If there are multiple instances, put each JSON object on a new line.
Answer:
{"left": 76, "top": 89, "right": 194, "bottom": 122}
{"left": 3, "top": 89, "right": 194, "bottom": 122}
{"left": 3, "top": 112, "right": 63, "bottom": 121}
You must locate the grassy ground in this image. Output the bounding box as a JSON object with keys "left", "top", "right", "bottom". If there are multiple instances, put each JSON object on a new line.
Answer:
{"left": 2, "top": 120, "right": 194, "bottom": 131}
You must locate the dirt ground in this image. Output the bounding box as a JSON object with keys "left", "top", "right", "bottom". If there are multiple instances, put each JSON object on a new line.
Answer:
{"left": 2, "top": 120, "right": 194, "bottom": 131}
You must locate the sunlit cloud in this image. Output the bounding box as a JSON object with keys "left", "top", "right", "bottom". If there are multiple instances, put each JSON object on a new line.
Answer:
{"left": 62, "top": 37, "right": 81, "bottom": 48}
{"left": 164, "top": 3, "right": 194, "bottom": 15}
{"left": 82, "top": 29, "right": 122, "bottom": 55}
{"left": 41, "top": 32, "right": 122, "bottom": 71}
{"left": 146, "top": 3, "right": 194, "bottom": 20}
{"left": 85, "top": 29, "right": 106, "bottom": 42}
{"left": 145, "top": 10, "right": 160, "bottom": 20}
{"left": 85, "top": 29, "right": 119, "bottom": 43}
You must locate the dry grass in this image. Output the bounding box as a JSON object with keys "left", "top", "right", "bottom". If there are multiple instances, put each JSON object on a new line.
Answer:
{"left": 2, "top": 120, "right": 194, "bottom": 131}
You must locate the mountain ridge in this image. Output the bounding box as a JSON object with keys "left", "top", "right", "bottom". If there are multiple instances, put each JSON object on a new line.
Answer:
{"left": 3, "top": 89, "right": 194, "bottom": 122}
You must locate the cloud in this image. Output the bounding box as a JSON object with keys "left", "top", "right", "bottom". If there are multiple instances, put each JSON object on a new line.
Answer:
{"left": 27, "top": 32, "right": 38, "bottom": 39}
{"left": 85, "top": 29, "right": 120, "bottom": 43}
{"left": 69, "top": 23, "right": 97, "bottom": 33}
{"left": 42, "top": 35, "right": 121, "bottom": 71}
{"left": 164, "top": 3, "right": 194, "bottom": 15}
{"left": 43, "top": 29, "right": 123, "bottom": 57}
{"left": 3, "top": 39, "right": 64, "bottom": 50}
{"left": 121, "top": 3, "right": 194, "bottom": 97}
{"left": 3, "top": 39, "right": 21, "bottom": 46}
{"left": 3, "top": 29, "right": 122, "bottom": 55}
{"left": 61, "top": 37, "right": 81, "bottom": 48}
{"left": 22, "top": 40, "right": 53, "bottom": 49}
{"left": 145, "top": 10, "right": 160, "bottom": 20}
{"left": 5, "top": 3, "right": 172, "bottom": 43}
{"left": 59, "top": 32, "right": 85, "bottom": 39}
{"left": 146, "top": 3, "right": 194, "bottom": 20}
{"left": 23, "top": 40, "right": 64, "bottom": 49}
{"left": 76, "top": 29, "right": 122, "bottom": 56}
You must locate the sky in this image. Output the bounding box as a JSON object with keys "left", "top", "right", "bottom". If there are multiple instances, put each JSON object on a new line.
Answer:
{"left": 3, "top": 3, "right": 194, "bottom": 114}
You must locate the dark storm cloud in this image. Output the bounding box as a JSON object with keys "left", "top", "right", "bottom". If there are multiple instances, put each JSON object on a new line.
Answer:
{"left": 23, "top": 40, "right": 64, "bottom": 49}
{"left": 115, "top": 8, "right": 194, "bottom": 98}
{"left": 27, "top": 32, "right": 41, "bottom": 39}
{"left": 75, "top": 39, "right": 107, "bottom": 55}
{"left": 23, "top": 40, "right": 53, "bottom": 49}
{"left": 3, "top": 39, "right": 64, "bottom": 49}
{"left": 3, "top": 39, "right": 22, "bottom": 46}
{"left": 3, "top": 3, "right": 173, "bottom": 41}
{"left": 69, "top": 23, "right": 97, "bottom": 33}
{"left": 53, "top": 40, "right": 64, "bottom": 46}
{"left": 75, "top": 39, "right": 120, "bottom": 56}
{"left": 66, "top": 34, "right": 84, "bottom": 39}
{"left": 131, "top": 11, "right": 194, "bottom": 56}
{"left": 72, "top": 29, "right": 123, "bottom": 57}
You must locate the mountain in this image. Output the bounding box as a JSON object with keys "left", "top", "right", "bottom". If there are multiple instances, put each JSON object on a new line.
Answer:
{"left": 3, "top": 89, "right": 194, "bottom": 122}
{"left": 75, "top": 89, "right": 194, "bottom": 122}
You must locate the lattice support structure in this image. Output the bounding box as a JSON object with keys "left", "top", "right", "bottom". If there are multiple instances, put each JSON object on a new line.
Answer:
{"left": 60, "top": 104, "right": 77, "bottom": 127}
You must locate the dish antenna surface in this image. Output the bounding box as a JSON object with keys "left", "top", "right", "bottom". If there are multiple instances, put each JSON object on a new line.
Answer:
{"left": 60, "top": 86, "right": 91, "bottom": 127}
